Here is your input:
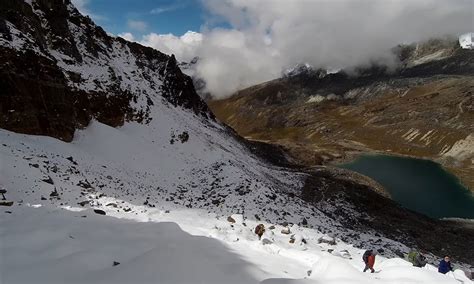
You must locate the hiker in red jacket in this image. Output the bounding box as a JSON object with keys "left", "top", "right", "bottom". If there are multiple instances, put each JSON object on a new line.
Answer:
{"left": 363, "top": 250, "right": 377, "bottom": 273}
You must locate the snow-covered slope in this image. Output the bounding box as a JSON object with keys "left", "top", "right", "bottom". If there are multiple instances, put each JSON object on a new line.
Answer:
{"left": 0, "top": 0, "right": 473, "bottom": 283}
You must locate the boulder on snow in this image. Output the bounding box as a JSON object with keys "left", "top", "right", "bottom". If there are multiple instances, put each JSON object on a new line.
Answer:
{"left": 281, "top": 227, "right": 291, "bottom": 234}
{"left": 78, "top": 200, "right": 90, "bottom": 207}
{"left": 331, "top": 249, "right": 352, "bottom": 259}
{"left": 93, "top": 209, "right": 106, "bottom": 215}
{"left": 49, "top": 189, "right": 59, "bottom": 197}
{"left": 262, "top": 238, "right": 273, "bottom": 245}
{"left": 42, "top": 176, "right": 54, "bottom": 185}
{"left": 227, "top": 216, "right": 236, "bottom": 223}
{"left": 255, "top": 224, "right": 265, "bottom": 239}
{"left": 289, "top": 236, "right": 295, "bottom": 244}
{"left": 318, "top": 235, "right": 336, "bottom": 245}
{"left": 0, "top": 201, "right": 14, "bottom": 206}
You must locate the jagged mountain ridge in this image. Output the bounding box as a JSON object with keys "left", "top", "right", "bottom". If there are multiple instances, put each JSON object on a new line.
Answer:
{"left": 0, "top": 0, "right": 210, "bottom": 142}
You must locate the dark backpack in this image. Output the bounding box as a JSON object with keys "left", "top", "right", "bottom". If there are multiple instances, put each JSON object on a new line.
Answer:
{"left": 362, "top": 250, "right": 372, "bottom": 263}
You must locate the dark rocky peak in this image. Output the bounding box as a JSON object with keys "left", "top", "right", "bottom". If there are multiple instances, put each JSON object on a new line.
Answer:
{"left": 178, "top": 56, "right": 210, "bottom": 99}
{"left": 394, "top": 36, "right": 460, "bottom": 67}
{"left": 0, "top": 0, "right": 212, "bottom": 141}
{"left": 283, "top": 63, "right": 327, "bottom": 79}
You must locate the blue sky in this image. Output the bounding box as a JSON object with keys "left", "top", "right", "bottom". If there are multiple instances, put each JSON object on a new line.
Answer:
{"left": 76, "top": 0, "right": 208, "bottom": 36}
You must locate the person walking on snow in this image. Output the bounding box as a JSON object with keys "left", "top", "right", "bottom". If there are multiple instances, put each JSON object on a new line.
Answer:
{"left": 363, "top": 250, "right": 376, "bottom": 273}
{"left": 438, "top": 255, "right": 454, "bottom": 274}
{"left": 408, "top": 250, "right": 427, "bottom": 267}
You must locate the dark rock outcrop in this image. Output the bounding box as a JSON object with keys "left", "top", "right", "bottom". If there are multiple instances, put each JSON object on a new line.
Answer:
{"left": 0, "top": 0, "right": 212, "bottom": 142}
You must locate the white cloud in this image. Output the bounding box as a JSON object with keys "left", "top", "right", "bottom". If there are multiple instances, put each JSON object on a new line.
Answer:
{"left": 118, "top": 32, "right": 135, "bottom": 42}
{"left": 127, "top": 20, "right": 148, "bottom": 32}
{"left": 140, "top": 31, "right": 203, "bottom": 62}
{"left": 140, "top": 0, "right": 474, "bottom": 98}
{"left": 150, "top": 2, "right": 186, "bottom": 14}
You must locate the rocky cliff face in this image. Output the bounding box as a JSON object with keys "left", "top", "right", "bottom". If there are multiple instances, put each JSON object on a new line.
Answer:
{"left": 209, "top": 40, "right": 474, "bottom": 191}
{"left": 0, "top": 0, "right": 211, "bottom": 141}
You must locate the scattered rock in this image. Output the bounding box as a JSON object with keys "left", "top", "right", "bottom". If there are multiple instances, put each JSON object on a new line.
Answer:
{"left": 338, "top": 249, "right": 352, "bottom": 259}
{"left": 77, "top": 180, "right": 93, "bottom": 189}
{"left": 281, "top": 227, "right": 291, "bottom": 234}
{"left": 78, "top": 200, "right": 90, "bottom": 207}
{"left": 42, "top": 176, "right": 54, "bottom": 185}
{"left": 377, "top": 248, "right": 385, "bottom": 254}
{"left": 5, "top": 211, "right": 12, "bottom": 214}
{"left": 178, "top": 131, "right": 189, "bottom": 143}
{"left": 289, "top": 236, "right": 295, "bottom": 244}
{"left": 254, "top": 224, "right": 265, "bottom": 240}
{"left": 106, "top": 203, "right": 118, "bottom": 208}
{"left": 41, "top": 196, "right": 47, "bottom": 200}
{"left": 0, "top": 201, "right": 14, "bottom": 206}
{"left": 307, "top": 270, "right": 312, "bottom": 277}
{"left": 301, "top": 218, "right": 308, "bottom": 226}
{"left": 0, "top": 188, "right": 7, "bottom": 200}
{"left": 93, "top": 209, "right": 106, "bottom": 215}
{"left": 318, "top": 235, "right": 336, "bottom": 245}
{"left": 66, "top": 156, "right": 78, "bottom": 165}
{"left": 268, "top": 225, "right": 275, "bottom": 230}
{"left": 49, "top": 188, "right": 59, "bottom": 197}
{"left": 262, "top": 238, "right": 273, "bottom": 245}
{"left": 113, "top": 261, "right": 120, "bottom": 266}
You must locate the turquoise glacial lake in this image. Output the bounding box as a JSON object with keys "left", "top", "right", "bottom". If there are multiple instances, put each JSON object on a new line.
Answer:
{"left": 340, "top": 155, "right": 474, "bottom": 219}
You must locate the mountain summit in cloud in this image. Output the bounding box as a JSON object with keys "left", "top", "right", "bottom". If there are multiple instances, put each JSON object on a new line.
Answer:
{"left": 132, "top": 0, "right": 474, "bottom": 98}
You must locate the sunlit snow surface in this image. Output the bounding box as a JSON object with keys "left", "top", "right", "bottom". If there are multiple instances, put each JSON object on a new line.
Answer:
{"left": 1, "top": 205, "right": 470, "bottom": 284}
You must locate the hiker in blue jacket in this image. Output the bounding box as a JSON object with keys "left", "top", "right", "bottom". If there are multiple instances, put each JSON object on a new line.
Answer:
{"left": 438, "top": 255, "right": 453, "bottom": 274}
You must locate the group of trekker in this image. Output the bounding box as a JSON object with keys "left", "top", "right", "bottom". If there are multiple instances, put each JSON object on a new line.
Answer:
{"left": 362, "top": 249, "right": 455, "bottom": 275}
